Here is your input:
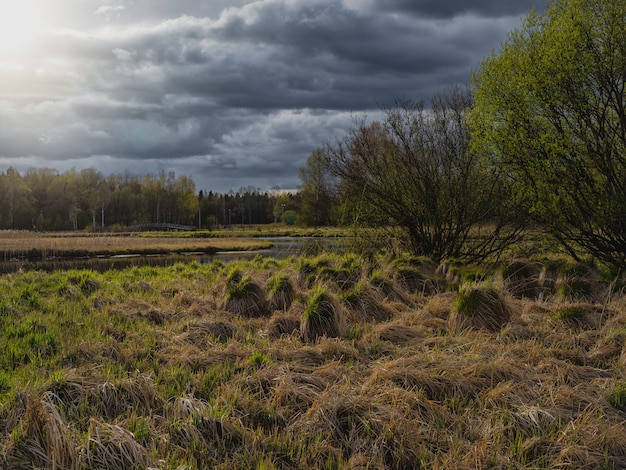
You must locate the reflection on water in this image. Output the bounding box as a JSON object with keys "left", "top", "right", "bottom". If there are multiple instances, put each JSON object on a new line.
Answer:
{"left": 0, "top": 237, "right": 346, "bottom": 274}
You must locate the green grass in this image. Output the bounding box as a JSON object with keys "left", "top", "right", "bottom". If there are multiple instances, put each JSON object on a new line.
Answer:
{"left": 550, "top": 305, "right": 585, "bottom": 322}
{"left": 301, "top": 285, "right": 341, "bottom": 341}
{"left": 2, "top": 253, "right": 626, "bottom": 469}
{"left": 606, "top": 382, "right": 626, "bottom": 412}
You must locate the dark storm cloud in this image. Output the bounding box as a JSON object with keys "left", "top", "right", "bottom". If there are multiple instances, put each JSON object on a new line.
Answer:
{"left": 377, "top": 0, "right": 543, "bottom": 19}
{"left": 83, "top": 1, "right": 506, "bottom": 111}
{"left": 0, "top": 0, "right": 544, "bottom": 192}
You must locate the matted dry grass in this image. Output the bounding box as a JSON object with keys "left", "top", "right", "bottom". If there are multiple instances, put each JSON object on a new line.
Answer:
{"left": 2, "top": 254, "right": 626, "bottom": 469}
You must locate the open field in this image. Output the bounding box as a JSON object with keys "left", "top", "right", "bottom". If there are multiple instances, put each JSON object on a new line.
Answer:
{"left": 0, "top": 231, "right": 274, "bottom": 261}
{"left": 2, "top": 251, "right": 626, "bottom": 468}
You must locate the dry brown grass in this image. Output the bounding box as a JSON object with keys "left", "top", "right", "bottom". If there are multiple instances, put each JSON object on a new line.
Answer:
{"left": 368, "top": 321, "right": 427, "bottom": 345}
{"left": 0, "top": 231, "right": 272, "bottom": 262}
{"left": 223, "top": 276, "right": 270, "bottom": 318}
{"left": 79, "top": 418, "right": 154, "bottom": 469}
{"left": 4, "top": 254, "right": 626, "bottom": 468}
{"left": 266, "top": 313, "right": 301, "bottom": 339}
{"left": 3, "top": 394, "right": 76, "bottom": 469}
{"left": 181, "top": 319, "right": 237, "bottom": 344}
{"left": 449, "top": 284, "right": 511, "bottom": 333}
{"left": 500, "top": 259, "right": 543, "bottom": 298}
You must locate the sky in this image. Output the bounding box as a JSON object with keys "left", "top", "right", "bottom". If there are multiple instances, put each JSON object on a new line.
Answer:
{"left": 0, "top": 0, "right": 544, "bottom": 193}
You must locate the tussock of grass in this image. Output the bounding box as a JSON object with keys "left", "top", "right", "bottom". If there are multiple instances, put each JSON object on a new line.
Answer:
{"left": 3, "top": 394, "right": 75, "bottom": 470}
{"left": 551, "top": 304, "right": 585, "bottom": 325}
{"left": 300, "top": 286, "right": 342, "bottom": 342}
{"left": 271, "top": 371, "right": 327, "bottom": 417}
{"left": 182, "top": 319, "right": 237, "bottom": 344}
{"left": 340, "top": 282, "right": 394, "bottom": 323}
{"left": 550, "top": 303, "right": 614, "bottom": 330}
{"left": 223, "top": 276, "right": 269, "bottom": 318}
{"left": 449, "top": 284, "right": 511, "bottom": 333}
{"left": 394, "top": 265, "right": 428, "bottom": 294}
{"left": 79, "top": 418, "right": 153, "bottom": 469}
{"left": 4, "top": 255, "right": 626, "bottom": 468}
{"left": 267, "top": 273, "right": 296, "bottom": 312}
{"left": 318, "top": 266, "right": 358, "bottom": 290}
{"left": 266, "top": 313, "right": 300, "bottom": 339}
{"left": 500, "top": 259, "right": 542, "bottom": 298}
{"left": 556, "top": 277, "right": 598, "bottom": 301}
{"left": 368, "top": 357, "right": 480, "bottom": 404}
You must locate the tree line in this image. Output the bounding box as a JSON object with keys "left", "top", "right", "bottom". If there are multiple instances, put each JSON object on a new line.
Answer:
{"left": 0, "top": 167, "right": 306, "bottom": 231}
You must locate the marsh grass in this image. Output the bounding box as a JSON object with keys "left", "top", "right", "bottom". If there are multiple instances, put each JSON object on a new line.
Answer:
{"left": 267, "top": 273, "right": 296, "bottom": 312}
{"left": 449, "top": 284, "right": 511, "bottom": 333}
{"left": 0, "top": 231, "right": 272, "bottom": 261}
{"left": 339, "top": 281, "right": 394, "bottom": 323}
{"left": 300, "top": 286, "right": 342, "bottom": 342}
{"left": 223, "top": 276, "right": 269, "bottom": 318}
{"left": 266, "top": 313, "right": 300, "bottom": 339}
{"left": 3, "top": 254, "right": 626, "bottom": 468}
{"left": 551, "top": 304, "right": 585, "bottom": 324}
{"left": 500, "top": 259, "right": 542, "bottom": 298}
{"left": 556, "top": 277, "right": 598, "bottom": 301}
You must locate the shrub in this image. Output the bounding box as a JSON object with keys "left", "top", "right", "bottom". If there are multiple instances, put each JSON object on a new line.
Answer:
{"left": 300, "top": 286, "right": 341, "bottom": 342}
{"left": 449, "top": 284, "right": 511, "bottom": 333}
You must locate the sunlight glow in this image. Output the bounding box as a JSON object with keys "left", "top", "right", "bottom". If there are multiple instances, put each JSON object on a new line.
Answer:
{"left": 0, "top": 0, "right": 44, "bottom": 53}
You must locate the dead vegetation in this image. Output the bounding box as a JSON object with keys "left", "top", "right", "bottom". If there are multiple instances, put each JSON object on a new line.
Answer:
{"left": 2, "top": 252, "right": 626, "bottom": 469}
{"left": 0, "top": 230, "right": 272, "bottom": 262}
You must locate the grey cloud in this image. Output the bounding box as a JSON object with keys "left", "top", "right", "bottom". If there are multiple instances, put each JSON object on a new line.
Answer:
{"left": 0, "top": 0, "right": 539, "bottom": 192}
{"left": 88, "top": 0, "right": 509, "bottom": 112}
{"left": 376, "top": 0, "right": 544, "bottom": 19}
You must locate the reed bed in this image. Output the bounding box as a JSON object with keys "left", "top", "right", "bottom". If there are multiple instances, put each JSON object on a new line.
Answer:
{"left": 0, "top": 231, "right": 271, "bottom": 261}
{"left": 1, "top": 252, "right": 626, "bottom": 468}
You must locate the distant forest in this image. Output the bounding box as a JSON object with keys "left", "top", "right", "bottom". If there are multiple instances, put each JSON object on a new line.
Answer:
{"left": 0, "top": 167, "right": 310, "bottom": 231}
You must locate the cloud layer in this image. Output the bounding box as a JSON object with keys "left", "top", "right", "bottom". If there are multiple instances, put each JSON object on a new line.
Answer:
{"left": 0, "top": 0, "right": 542, "bottom": 192}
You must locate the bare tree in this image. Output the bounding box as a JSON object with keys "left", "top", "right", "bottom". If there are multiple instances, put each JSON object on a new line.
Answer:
{"left": 326, "top": 86, "right": 524, "bottom": 261}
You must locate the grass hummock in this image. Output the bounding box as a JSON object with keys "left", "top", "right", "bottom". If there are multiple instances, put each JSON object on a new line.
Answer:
{"left": 2, "top": 253, "right": 626, "bottom": 468}
{"left": 300, "top": 285, "right": 342, "bottom": 342}
{"left": 223, "top": 275, "right": 269, "bottom": 318}
{"left": 267, "top": 273, "right": 296, "bottom": 312}
{"left": 449, "top": 283, "right": 511, "bottom": 333}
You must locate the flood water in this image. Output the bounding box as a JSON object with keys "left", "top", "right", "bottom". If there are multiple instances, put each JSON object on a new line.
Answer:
{"left": 0, "top": 237, "right": 346, "bottom": 274}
